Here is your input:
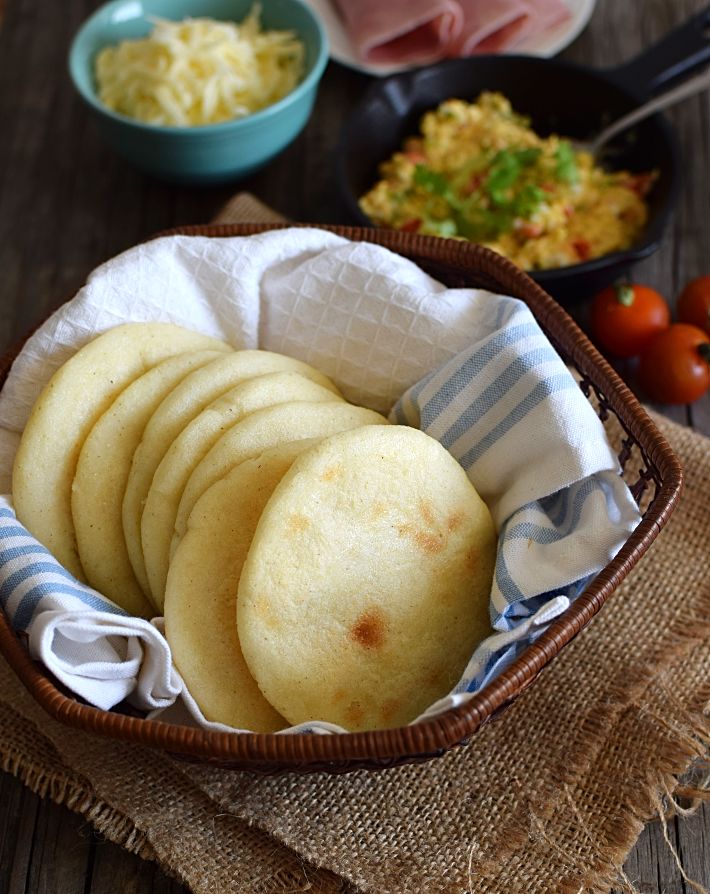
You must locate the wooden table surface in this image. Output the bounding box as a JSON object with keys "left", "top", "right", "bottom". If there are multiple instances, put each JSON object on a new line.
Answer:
{"left": 1, "top": 0, "right": 709, "bottom": 891}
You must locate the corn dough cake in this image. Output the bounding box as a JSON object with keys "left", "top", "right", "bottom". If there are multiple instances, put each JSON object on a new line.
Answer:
{"left": 123, "top": 350, "right": 340, "bottom": 597}
{"left": 171, "top": 401, "right": 389, "bottom": 567}
{"left": 12, "top": 323, "right": 230, "bottom": 578}
{"left": 164, "top": 441, "right": 320, "bottom": 731}
{"left": 238, "top": 424, "right": 497, "bottom": 732}
{"left": 142, "top": 371, "right": 342, "bottom": 607}
{"left": 71, "top": 349, "right": 224, "bottom": 616}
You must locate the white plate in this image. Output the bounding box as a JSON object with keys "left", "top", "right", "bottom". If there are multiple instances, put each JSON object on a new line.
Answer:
{"left": 303, "top": 0, "right": 597, "bottom": 77}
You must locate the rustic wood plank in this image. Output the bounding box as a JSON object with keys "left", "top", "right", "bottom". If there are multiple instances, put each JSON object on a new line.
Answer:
{"left": 614, "top": 805, "right": 710, "bottom": 894}
{"left": 0, "top": 773, "right": 191, "bottom": 894}
{"left": 24, "top": 797, "right": 93, "bottom": 894}
{"left": 88, "top": 836, "right": 188, "bottom": 894}
{"left": 0, "top": 772, "right": 36, "bottom": 894}
{"left": 676, "top": 803, "right": 710, "bottom": 892}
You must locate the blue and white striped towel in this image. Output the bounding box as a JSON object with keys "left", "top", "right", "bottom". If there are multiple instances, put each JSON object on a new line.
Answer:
{"left": 0, "top": 230, "right": 641, "bottom": 732}
{"left": 0, "top": 498, "right": 180, "bottom": 711}
{"left": 392, "top": 296, "right": 640, "bottom": 722}
{"left": 392, "top": 295, "right": 640, "bottom": 631}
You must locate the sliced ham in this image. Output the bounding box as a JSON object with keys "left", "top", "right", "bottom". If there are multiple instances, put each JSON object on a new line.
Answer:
{"left": 331, "top": 0, "right": 464, "bottom": 65}
{"left": 332, "top": 0, "right": 572, "bottom": 64}
{"left": 453, "top": 0, "right": 572, "bottom": 55}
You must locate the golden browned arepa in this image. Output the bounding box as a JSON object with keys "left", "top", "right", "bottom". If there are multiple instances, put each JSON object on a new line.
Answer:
{"left": 72, "top": 349, "right": 225, "bottom": 616}
{"left": 142, "top": 371, "right": 342, "bottom": 608}
{"left": 164, "top": 440, "right": 321, "bottom": 731}
{"left": 12, "top": 323, "right": 230, "bottom": 580}
{"left": 238, "top": 425, "right": 496, "bottom": 732}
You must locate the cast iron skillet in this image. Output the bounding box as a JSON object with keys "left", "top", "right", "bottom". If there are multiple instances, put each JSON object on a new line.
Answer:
{"left": 336, "top": 7, "right": 710, "bottom": 304}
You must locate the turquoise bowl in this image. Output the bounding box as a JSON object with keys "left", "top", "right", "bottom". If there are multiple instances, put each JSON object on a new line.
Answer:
{"left": 68, "top": 0, "right": 328, "bottom": 183}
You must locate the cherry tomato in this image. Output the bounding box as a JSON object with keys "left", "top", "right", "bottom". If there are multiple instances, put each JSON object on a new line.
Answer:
{"left": 638, "top": 323, "right": 710, "bottom": 404}
{"left": 590, "top": 283, "right": 670, "bottom": 358}
{"left": 677, "top": 275, "right": 710, "bottom": 335}
{"left": 398, "top": 218, "right": 422, "bottom": 233}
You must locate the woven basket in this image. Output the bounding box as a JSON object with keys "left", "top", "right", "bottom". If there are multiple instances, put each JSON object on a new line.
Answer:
{"left": 0, "top": 224, "right": 683, "bottom": 774}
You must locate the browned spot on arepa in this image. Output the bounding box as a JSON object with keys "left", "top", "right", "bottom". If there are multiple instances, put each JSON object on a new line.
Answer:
{"left": 287, "top": 512, "right": 310, "bottom": 535}
{"left": 321, "top": 463, "right": 343, "bottom": 481}
{"left": 447, "top": 509, "right": 466, "bottom": 532}
{"left": 350, "top": 608, "right": 387, "bottom": 650}
{"left": 397, "top": 522, "right": 446, "bottom": 556}
{"left": 345, "top": 701, "right": 365, "bottom": 728}
{"left": 419, "top": 499, "right": 436, "bottom": 526}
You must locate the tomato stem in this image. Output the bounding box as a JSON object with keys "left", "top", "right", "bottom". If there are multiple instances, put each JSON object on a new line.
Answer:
{"left": 615, "top": 283, "right": 635, "bottom": 306}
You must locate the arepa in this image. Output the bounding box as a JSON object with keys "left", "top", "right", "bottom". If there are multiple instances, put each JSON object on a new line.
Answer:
{"left": 12, "top": 323, "right": 230, "bottom": 578}
{"left": 142, "top": 371, "right": 342, "bottom": 606}
{"left": 123, "top": 350, "right": 340, "bottom": 596}
{"left": 238, "top": 425, "right": 496, "bottom": 732}
{"left": 164, "top": 440, "right": 320, "bottom": 731}
{"left": 71, "top": 349, "right": 225, "bottom": 616}
{"left": 171, "top": 401, "right": 389, "bottom": 567}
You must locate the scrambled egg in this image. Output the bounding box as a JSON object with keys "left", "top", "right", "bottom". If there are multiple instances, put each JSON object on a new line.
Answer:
{"left": 359, "top": 93, "right": 653, "bottom": 271}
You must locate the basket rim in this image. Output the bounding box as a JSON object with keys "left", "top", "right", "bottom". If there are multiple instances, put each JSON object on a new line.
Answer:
{"left": 0, "top": 223, "right": 684, "bottom": 771}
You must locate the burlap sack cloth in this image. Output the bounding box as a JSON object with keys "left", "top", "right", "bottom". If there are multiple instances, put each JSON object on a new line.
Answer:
{"left": 2, "top": 195, "right": 709, "bottom": 894}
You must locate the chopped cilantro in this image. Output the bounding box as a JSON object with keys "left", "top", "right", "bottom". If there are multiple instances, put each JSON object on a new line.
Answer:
{"left": 411, "top": 151, "right": 546, "bottom": 242}
{"left": 412, "top": 164, "right": 466, "bottom": 214}
{"left": 413, "top": 165, "right": 449, "bottom": 196}
{"left": 512, "top": 183, "right": 544, "bottom": 219}
{"left": 485, "top": 148, "right": 542, "bottom": 206}
{"left": 554, "top": 141, "right": 578, "bottom": 184}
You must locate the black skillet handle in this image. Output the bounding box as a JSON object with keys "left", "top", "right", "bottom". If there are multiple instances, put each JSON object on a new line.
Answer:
{"left": 609, "top": 5, "right": 710, "bottom": 98}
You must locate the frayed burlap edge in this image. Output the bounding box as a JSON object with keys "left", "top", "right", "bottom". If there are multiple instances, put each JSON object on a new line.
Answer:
{"left": 468, "top": 584, "right": 710, "bottom": 894}
{"left": 0, "top": 688, "right": 350, "bottom": 894}
{"left": 0, "top": 702, "right": 156, "bottom": 862}
{"left": 558, "top": 681, "right": 710, "bottom": 894}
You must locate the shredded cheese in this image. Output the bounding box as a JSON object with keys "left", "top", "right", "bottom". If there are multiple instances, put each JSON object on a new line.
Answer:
{"left": 95, "top": 6, "right": 305, "bottom": 127}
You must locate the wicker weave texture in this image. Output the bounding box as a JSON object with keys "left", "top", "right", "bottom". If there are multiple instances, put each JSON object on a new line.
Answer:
{"left": 0, "top": 225, "right": 683, "bottom": 773}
